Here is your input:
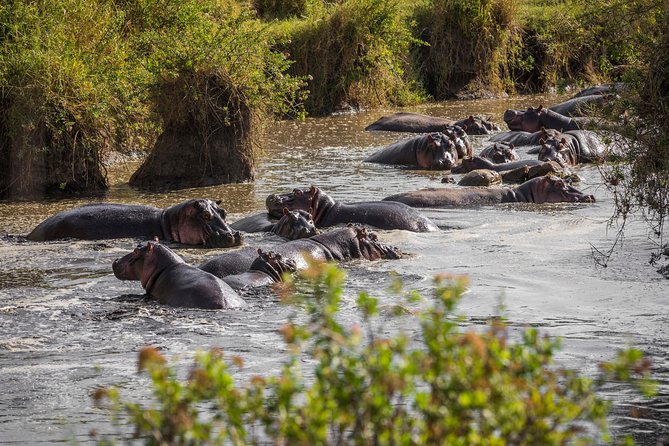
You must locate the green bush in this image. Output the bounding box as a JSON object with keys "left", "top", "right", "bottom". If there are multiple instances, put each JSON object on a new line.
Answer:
{"left": 599, "top": 7, "right": 669, "bottom": 267}
{"left": 412, "top": 0, "right": 520, "bottom": 99}
{"left": 92, "top": 261, "right": 656, "bottom": 445}
{"left": 517, "top": 0, "right": 664, "bottom": 90}
{"left": 278, "top": 0, "right": 427, "bottom": 115}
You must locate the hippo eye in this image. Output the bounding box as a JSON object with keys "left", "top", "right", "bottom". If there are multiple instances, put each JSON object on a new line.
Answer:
{"left": 202, "top": 210, "right": 212, "bottom": 221}
{"left": 193, "top": 201, "right": 204, "bottom": 211}
{"left": 294, "top": 189, "right": 303, "bottom": 197}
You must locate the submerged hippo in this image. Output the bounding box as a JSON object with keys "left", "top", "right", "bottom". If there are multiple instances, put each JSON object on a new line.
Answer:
{"left": 504, "top": 106, "right": 582, "bottom": 133}
{"left": 478, "top": 143, "right": 519, "bottom": 163}
{"left": 364, "top": 112, "right": 500, "bottom": 135}
{"left": 573, "top": 83, "right": 626, "bottom": 98}
{"left": 489, "top": 128, "right": 562, "bottom": 147}
{"left": 221, "top": 249, "right": 297, "bottom": 290}
{"left": 200, "top": 226, "right": 402, "bottom": 279}
{"left": 383, "top": 175, "right": 595, "bottom": 207}
{"left": 451, "top": 156, "right": 543, "bottom": 174}
{"left": 534, "top": 130, "right": 609, "bottom": 166}
{"left": 28, "top": 199, "right": 243, "bottom": 248}
{"left": 365, "top": 132, "right": 460, "bottom": 170}
{"left": 548, "top": 94, "right": 609, "bottom": 117}
{"left": 230, "top": 208, "right": 318, "bottom": 240}
{"left": 265, "top": 185, "right": 439, "bottom": 232}
{"left": 112, "top": 241, "right": 247, "bottom": 309}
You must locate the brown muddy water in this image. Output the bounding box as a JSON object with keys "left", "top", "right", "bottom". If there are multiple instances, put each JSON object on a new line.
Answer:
{"left": 1, "top": 94, "right": 668, "bottom": 444}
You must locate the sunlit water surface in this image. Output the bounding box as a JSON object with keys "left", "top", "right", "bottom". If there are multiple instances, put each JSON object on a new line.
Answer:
{"left": 1, "top": 95, "right": 668, "bottom": 444}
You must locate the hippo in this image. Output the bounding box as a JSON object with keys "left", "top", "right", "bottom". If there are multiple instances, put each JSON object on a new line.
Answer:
{"left": 535, "top": 130, "right": 609, "bottom": 167}
{"left": 382, "top": 175, "right": 595, "bottom": 207}
{"left": 364, "top": 112, "right": 500, "bottom": 135}
{"left": 573, "top": 83, "right": 626, "bottom": 98}
{"left": 489, "top": 128, "right": 562, "bottom": 147}
{"left": 265, "top": 185, "right": 439, "bottom": 232}
{"left": 230, "top": 208, "right": 318, "bottom": 240}
{"left": 478, "top": 143, "right": 519, "bottom": 163}
{"left": 112, "top": 241, "right": 246, "bottom": 309}
{"left": 221, "top": 249, "right": 297, "bottom": 290}
{"left": 200, "top": 225, "right": 402, "bottom": 279}
{"left": 365, "top": 132, "right": 460, "bottom": 170}
{"left": 548, "top": 94, "right": 610, "bottom": 117}
{"left": 27, "top": 199, "right": 243, "bottom": 248}
{"left": 451, "top": 156, "right": 543, "bottom": 174}
{"left": 504, "top": 106, "right": 582, "bottom": 132}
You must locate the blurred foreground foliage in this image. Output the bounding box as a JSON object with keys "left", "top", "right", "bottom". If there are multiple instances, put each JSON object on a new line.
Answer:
{"left": 92, "top": 261, "right": 656, "bottom": 445}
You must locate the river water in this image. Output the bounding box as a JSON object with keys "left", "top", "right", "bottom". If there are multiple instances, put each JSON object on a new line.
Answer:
{"left": 0, "top": 94, "right": 668, "bottom": 444}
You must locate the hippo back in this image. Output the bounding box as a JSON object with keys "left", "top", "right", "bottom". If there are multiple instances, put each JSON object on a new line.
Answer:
{"left": 28, "top": 203, "right": 164, "bottom": 241}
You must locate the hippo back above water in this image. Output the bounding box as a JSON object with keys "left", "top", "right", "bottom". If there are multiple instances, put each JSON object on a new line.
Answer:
{"left": 200, "top": 226, "right": 402, "bottom": 279}
{"left": 364, "top": 112, "right": 500, "bottom": 135}
{"left": 112, "top": 241, "right": 246, "bottom": 309}
{"left": 28, "top": 199, "right": 243, "bottom": 248}
{"left": 504, "top": 106, "right": 582, "bottom": 133}
{"left": 265, "top": 185, "right": 439, "bottom": 232}
{"left": 383, "top": 176, "right": 595, "bottom": 207}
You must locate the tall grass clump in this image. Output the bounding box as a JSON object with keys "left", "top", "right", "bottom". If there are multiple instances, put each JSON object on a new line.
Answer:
{"left": 516, "top": 0, "right": 664, "bottom": 91}
{"left": 92, "top": 261, "right": 656, "bottom": 445}
{"left": 0, "top": 0, "right": 135, "bottom": 198}
{"left": 124, "top": 0, "right": 306, "bottom": 190}
{"left": 412, "top": 0, "right": 520, "bottom": 99}
{"left": 599, "top": 8, "right": 669, "bottom": 271}
{"left": 278, "top": 0, "right": 427, "bottom": 116}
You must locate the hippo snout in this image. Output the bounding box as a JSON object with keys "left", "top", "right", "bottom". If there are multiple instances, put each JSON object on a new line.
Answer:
{"left": 206, "top": 230, "right": 244, "bottom": 248}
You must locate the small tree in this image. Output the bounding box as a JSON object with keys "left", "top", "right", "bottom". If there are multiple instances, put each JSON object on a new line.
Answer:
{"left": 93, "top": 261, "right": 656, "bottom": 445}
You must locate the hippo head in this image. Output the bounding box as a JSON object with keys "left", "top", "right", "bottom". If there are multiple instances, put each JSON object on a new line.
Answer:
{"left": 163, "top": 199, "right": 243, "bottom": 248}
{"left": 523, "top": 175, "right": 595, "bottom": 204}
{"left": 249, "top": 249, "right": 297, "bottom": 283}
{"left": 459, "top": 116, "right": 500, "bottom": 135}
{"left": 451, "top": 156, "right": 492, "bottom": 174}
{"left": 266, "top": 185, "right": 335, "bottom": 224}
{"left": 415, "top": 133, "right": 459, "bottom": 170}
{"left": 484, "top": 143, "right": 519, "bottom": 164}
{"left": 353, "top": 226, "right": 402, "bottom": 260}
{"left": 537, "top": 138, "right": 575, "bottom": 167}
{"left": 504, "top": 106, "right": 544, "bottom": 132}
{"left": 112, "top": 241, "right": 185, "bottom": 291}
{"left": 272, "top": 208, "right": 319, "bottom": 240}
{"left": 443, "top": 125, "right": 472, "bottom": 158}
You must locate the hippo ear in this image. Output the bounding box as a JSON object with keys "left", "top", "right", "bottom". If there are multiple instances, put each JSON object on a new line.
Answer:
{"left": 355, "top": 226, "right": 367, "bottom": 239}
{"left": 538, "top": 105, "right": 543, "bottom": 111}
{"left": 257, "top": 248, "right": 263, "bottom": 255}
{"left": 308, "top": 207, "right": 313, "bottom": 216}
{"left": 193, "top": 200, "right": 204, "bottom": 210}
{"left": 426, "top": 133, "right": 434, "bottom": 143}
{"left": 468, "top": 115, "right": 474, "bottom": 121}
{"left": 461, "top": 124, "right": 468, "bottom": 131}
{"left": 560, "top": 137, "right": 567, "bottom": 144}
{"left": 539, "top": 138, "right": 545, "bottom": 145}
{"left": 282, "top": 207, "right": 289, "bottom": 216}
{"left": 147, "top": 242, "right": 155, "bottom": 252}
{"left": 215, "top": 200, "right": 222, "bottom": 205}
{"left": 309, "top": 185, "right": 317, "bottom": 197}
{"left": 509, "top": 144, "right": 514, "bottom": 149}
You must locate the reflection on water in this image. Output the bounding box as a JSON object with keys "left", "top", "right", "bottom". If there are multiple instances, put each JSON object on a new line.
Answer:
{"left": 0, "top": 94, "right": 668, "bottom": 444}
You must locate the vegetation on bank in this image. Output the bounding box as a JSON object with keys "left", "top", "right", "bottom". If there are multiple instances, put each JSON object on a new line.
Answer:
{"left": 92, "top": 261, "right": 656, "bottom": 445}
{"left": 0, "top": 0, "right": 666, "bottom": 197}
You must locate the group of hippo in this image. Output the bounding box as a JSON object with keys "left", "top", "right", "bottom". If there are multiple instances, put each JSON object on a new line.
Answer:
{"left": 26, "top": 84, "right": 622, "bottom": 309}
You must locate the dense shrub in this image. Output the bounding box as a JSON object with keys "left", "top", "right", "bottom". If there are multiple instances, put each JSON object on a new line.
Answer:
{"left": 0, "top": 0, "right": 131, "bottom": 198}
{"left": 122, "top": 0, "right": 306, "bottom": 189}
{"left": 516, "top": 0, "right": 664, "bottom": 91}
{"left": 92, "top": 261, "right": 655, "bottom": 445}
{"left": 278, "top": 0, "right": 427, "bottom": 115}
{"left": 599, "top": 8, "right": 669, "bottom": 267}
{"left": 412, "top": 0, "right": 520, "bottom": 99}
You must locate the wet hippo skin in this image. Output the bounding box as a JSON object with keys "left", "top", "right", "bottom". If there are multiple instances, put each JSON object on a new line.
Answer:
{"left": 28, "top": 199, "right": 242, "bottom": 248}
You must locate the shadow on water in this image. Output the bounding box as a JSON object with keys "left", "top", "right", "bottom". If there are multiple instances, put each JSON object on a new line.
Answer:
{"left": 0, "top": 94, "right": 668, "bottom": 444}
